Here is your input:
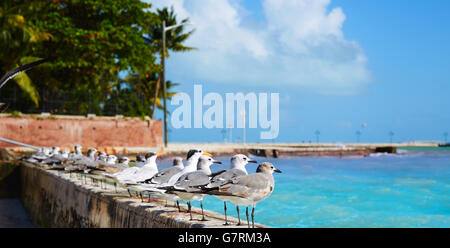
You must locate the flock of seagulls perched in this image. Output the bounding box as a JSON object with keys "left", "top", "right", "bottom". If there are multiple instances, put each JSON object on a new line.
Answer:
{"left": 22, "top": 146, "right": 281, "bottom": 228}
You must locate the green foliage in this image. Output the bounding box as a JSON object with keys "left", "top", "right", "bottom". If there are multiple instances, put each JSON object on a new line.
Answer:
{"left": 146, "top": 6, "right": 196, "bottom": 59}
{"left": 0, "top": 1, "right": 195, "bottom": 118}
{"left": 0, "top": 0, "right": 52, "bottom": 106}
{"left": 10, "top": 110, "right": 21, "bottom": 117}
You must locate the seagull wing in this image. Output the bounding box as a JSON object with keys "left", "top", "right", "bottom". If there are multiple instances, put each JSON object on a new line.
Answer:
{"left": 148, "top": 166, "right": 182, "bottom": 184}
{"left": 173, "top": 171, "right": 210, "bottom": 192}
{"left": 207, "top": 169, "right": 246, "bottom": 188}
{"left": 207, "top": 173, "right": 273, "bottom": 201}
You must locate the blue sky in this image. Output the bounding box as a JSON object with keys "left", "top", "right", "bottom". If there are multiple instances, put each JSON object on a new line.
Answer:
{"left": 150, "top": 0, "right": 450, "bottom": 143}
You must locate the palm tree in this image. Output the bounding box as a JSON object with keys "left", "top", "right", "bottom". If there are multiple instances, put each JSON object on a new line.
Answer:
{"left": 146, "top": 6, "right": 196, "bottom": 57}
{"left": 118, "top": 71, "right": 178, "bottom": 117}
{"left": 0, "top": 1, "right": 51, "bottom": 106}
{"left": 144, "top": 6, "right": 196, "bottom": 117}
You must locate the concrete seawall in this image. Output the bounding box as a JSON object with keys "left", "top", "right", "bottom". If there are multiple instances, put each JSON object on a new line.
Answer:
{"left": 17, "top": 161, "right": 265, "bottom": 228}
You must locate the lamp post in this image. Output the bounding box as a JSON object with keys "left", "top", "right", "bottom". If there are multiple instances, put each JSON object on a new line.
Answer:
{"left": 227, "top": 122, "right": 233, "bottom": 143}
{"left": 388, "top": 131, "right": 394, "bottom": 143}
{"left": 355, "top": 130, "right": 361, "bottom": 143}
{"left": 241, "top": 109, "right": 246, "bottom": 144}
{"left": 161, "top": 20, "right": 192, "bottom": 147}
{"left": 315, "top": 130, "right": 320, "bottom": 143}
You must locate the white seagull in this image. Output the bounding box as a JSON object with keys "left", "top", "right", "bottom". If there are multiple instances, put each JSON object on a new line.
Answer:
{"left": 114, "top": 152, "right": 159, "bottom": 185}
{"left": 166, "top": 149, "right": 212, "bottom": 186}
{"left": 164, "top": 155, "right": 222, "bottom": 221}
{"left": 134, "top": 157, "right": 185, "bottom": 210}
{"left": 206, "top": 154, "right": 257, "bottom": 225}
{"left": 203, "top": 162, "right": 281, "bottom": 228}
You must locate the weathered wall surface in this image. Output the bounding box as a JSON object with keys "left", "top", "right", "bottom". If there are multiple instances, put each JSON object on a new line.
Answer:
{"left": 20, "top": 162, "right": 189, "bottom": 227}
{"left": 19, "top": 161, "right": 264, "bottom": 228}
{"left": 0, "top": 115, "right": 162, "bottom": 148}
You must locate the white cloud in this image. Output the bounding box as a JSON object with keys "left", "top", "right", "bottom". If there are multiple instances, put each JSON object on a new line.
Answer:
{"left": 148, "top": 0, "right": 372, "bottom": 95}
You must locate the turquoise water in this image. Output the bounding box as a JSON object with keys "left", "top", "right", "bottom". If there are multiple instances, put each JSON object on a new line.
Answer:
{"left": 158, "top": 148, "right": 450, "bottom": 227}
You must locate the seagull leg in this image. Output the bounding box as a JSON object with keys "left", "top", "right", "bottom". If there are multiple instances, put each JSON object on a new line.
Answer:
{"left": 148, "top": 192, "right": 152, "bottom": 203}
{"left": 139, "top": 192, "right": 143, "bottom": 202}
{"left": 223, "top": 201, "right": 229, "bottom": 225}
{"left": 200, "top": 200, "right": 207, "bottom": 221}
{"left": 236, "top": 206, "right": 241, "bottom": 226}
{"left": 246, "top": 207, "right": 250, "bottom": 228}
{"left": 114, "top": 182, "right": 117, "bottom": 193}
{"left": 251, "top": 205, "right": 255, "bottom": 228}
{"left": 176, "top": 200, "right": 181, "bottom": 212}
{"left": 127, "top": 189, "right": 132, "bottom": 197}
{"left": 187, "top": 201, "right": 193, "bottom": 221}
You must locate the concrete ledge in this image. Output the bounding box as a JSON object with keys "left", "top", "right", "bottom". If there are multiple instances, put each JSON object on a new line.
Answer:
{"left": 19, "top": 161, "right": 267, "bottom": 228}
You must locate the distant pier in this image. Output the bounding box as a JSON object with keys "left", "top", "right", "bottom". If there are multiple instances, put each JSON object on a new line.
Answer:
{"left": 5, "top": 142, "right": 440, "bottom": 159}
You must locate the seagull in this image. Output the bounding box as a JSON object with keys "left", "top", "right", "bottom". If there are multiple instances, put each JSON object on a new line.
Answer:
{"left": 49, "top": 146, "right": 60, "bottom": 156}
{"left": 205, "top": 154, "right": 257, "bottom": 225}
{"left": 131, "top": 149, "right": 211, "bottom": 210}
{"left": 140, "top": 157, "right": 184, "bottom": 184}
{"left": 114, "top": 152, "right": 159, "bottom": 185}
{"left": 115, "top": 156, "right": 132, "bottom": 169}
{"left": 135, "top": 157, "right": 185, "bottom": 210}
{"left": 166, "top": 149, "right": 212, "bottom": 186}
{"left": 63, "top": 147, "right": 98, "bottom": 172}
{"left": 23, "top": 147, "right": 51, "bottom": 163}
{"left": 95, "top": 151, "right": 107, "bottom": 162}
{"left": 134, "top": 149, "right": 210, "bottom": 211}
{"left": 68, "top": 145, "right": 83, "bottom": 160}
{"left": 106, "top": 154, "right": 117, "bottom": 165}
{"left": 134, "top": 155, "right": 147, "bottom": 167}
{"left": 203, "top": 162, "right": 281, "bottom": 228}
{"left": 164, "top": 155, "right": 222, "bottom": 221}
{"left": 96, "top": 155, "right": 131, "bottom": 174}
{"left": 42, "top": 149, "right": 70, "bottom": 166}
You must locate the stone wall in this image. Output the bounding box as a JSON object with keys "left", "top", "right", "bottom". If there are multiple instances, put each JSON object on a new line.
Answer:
{"left": 19, "top": 161, "right": 265, "bottom": 228}
{"left": 0, "top": 115, "right": 162, "bottom": 148}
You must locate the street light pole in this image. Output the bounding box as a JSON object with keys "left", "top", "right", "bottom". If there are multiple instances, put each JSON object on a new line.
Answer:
{"left": 241, "top": 109, "right": 246, "bottom": 145}
{"left": 388, "top": 131, "right": 394, "bottom": 143}
{"left": 161, "top": 21, "right": 168, "bottom": 148}
{"left": 160, "top": 21, "right": 192, "bottom": 148}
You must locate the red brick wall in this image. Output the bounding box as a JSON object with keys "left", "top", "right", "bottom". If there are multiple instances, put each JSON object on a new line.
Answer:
{"left": 0, "top": 115, "right": 162, "bottom": 148}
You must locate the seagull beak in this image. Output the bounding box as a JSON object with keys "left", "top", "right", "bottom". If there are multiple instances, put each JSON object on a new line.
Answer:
{"left": 248, "top": 159, "right": 258, "bottom": 163}
{"left": 274, "top": 168, "right": 282, "bottom": 173}
{"left": 202, "top": 152, "right": 213, "bottom": 157}
{"left": 213, "top": 160, "right": 222, "bottom": 164}
{"left": 130, "top": 160, "right": 136, "bottom": 162}
{"left": 156, "top": 152, "right": 162, "bottom": 156}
